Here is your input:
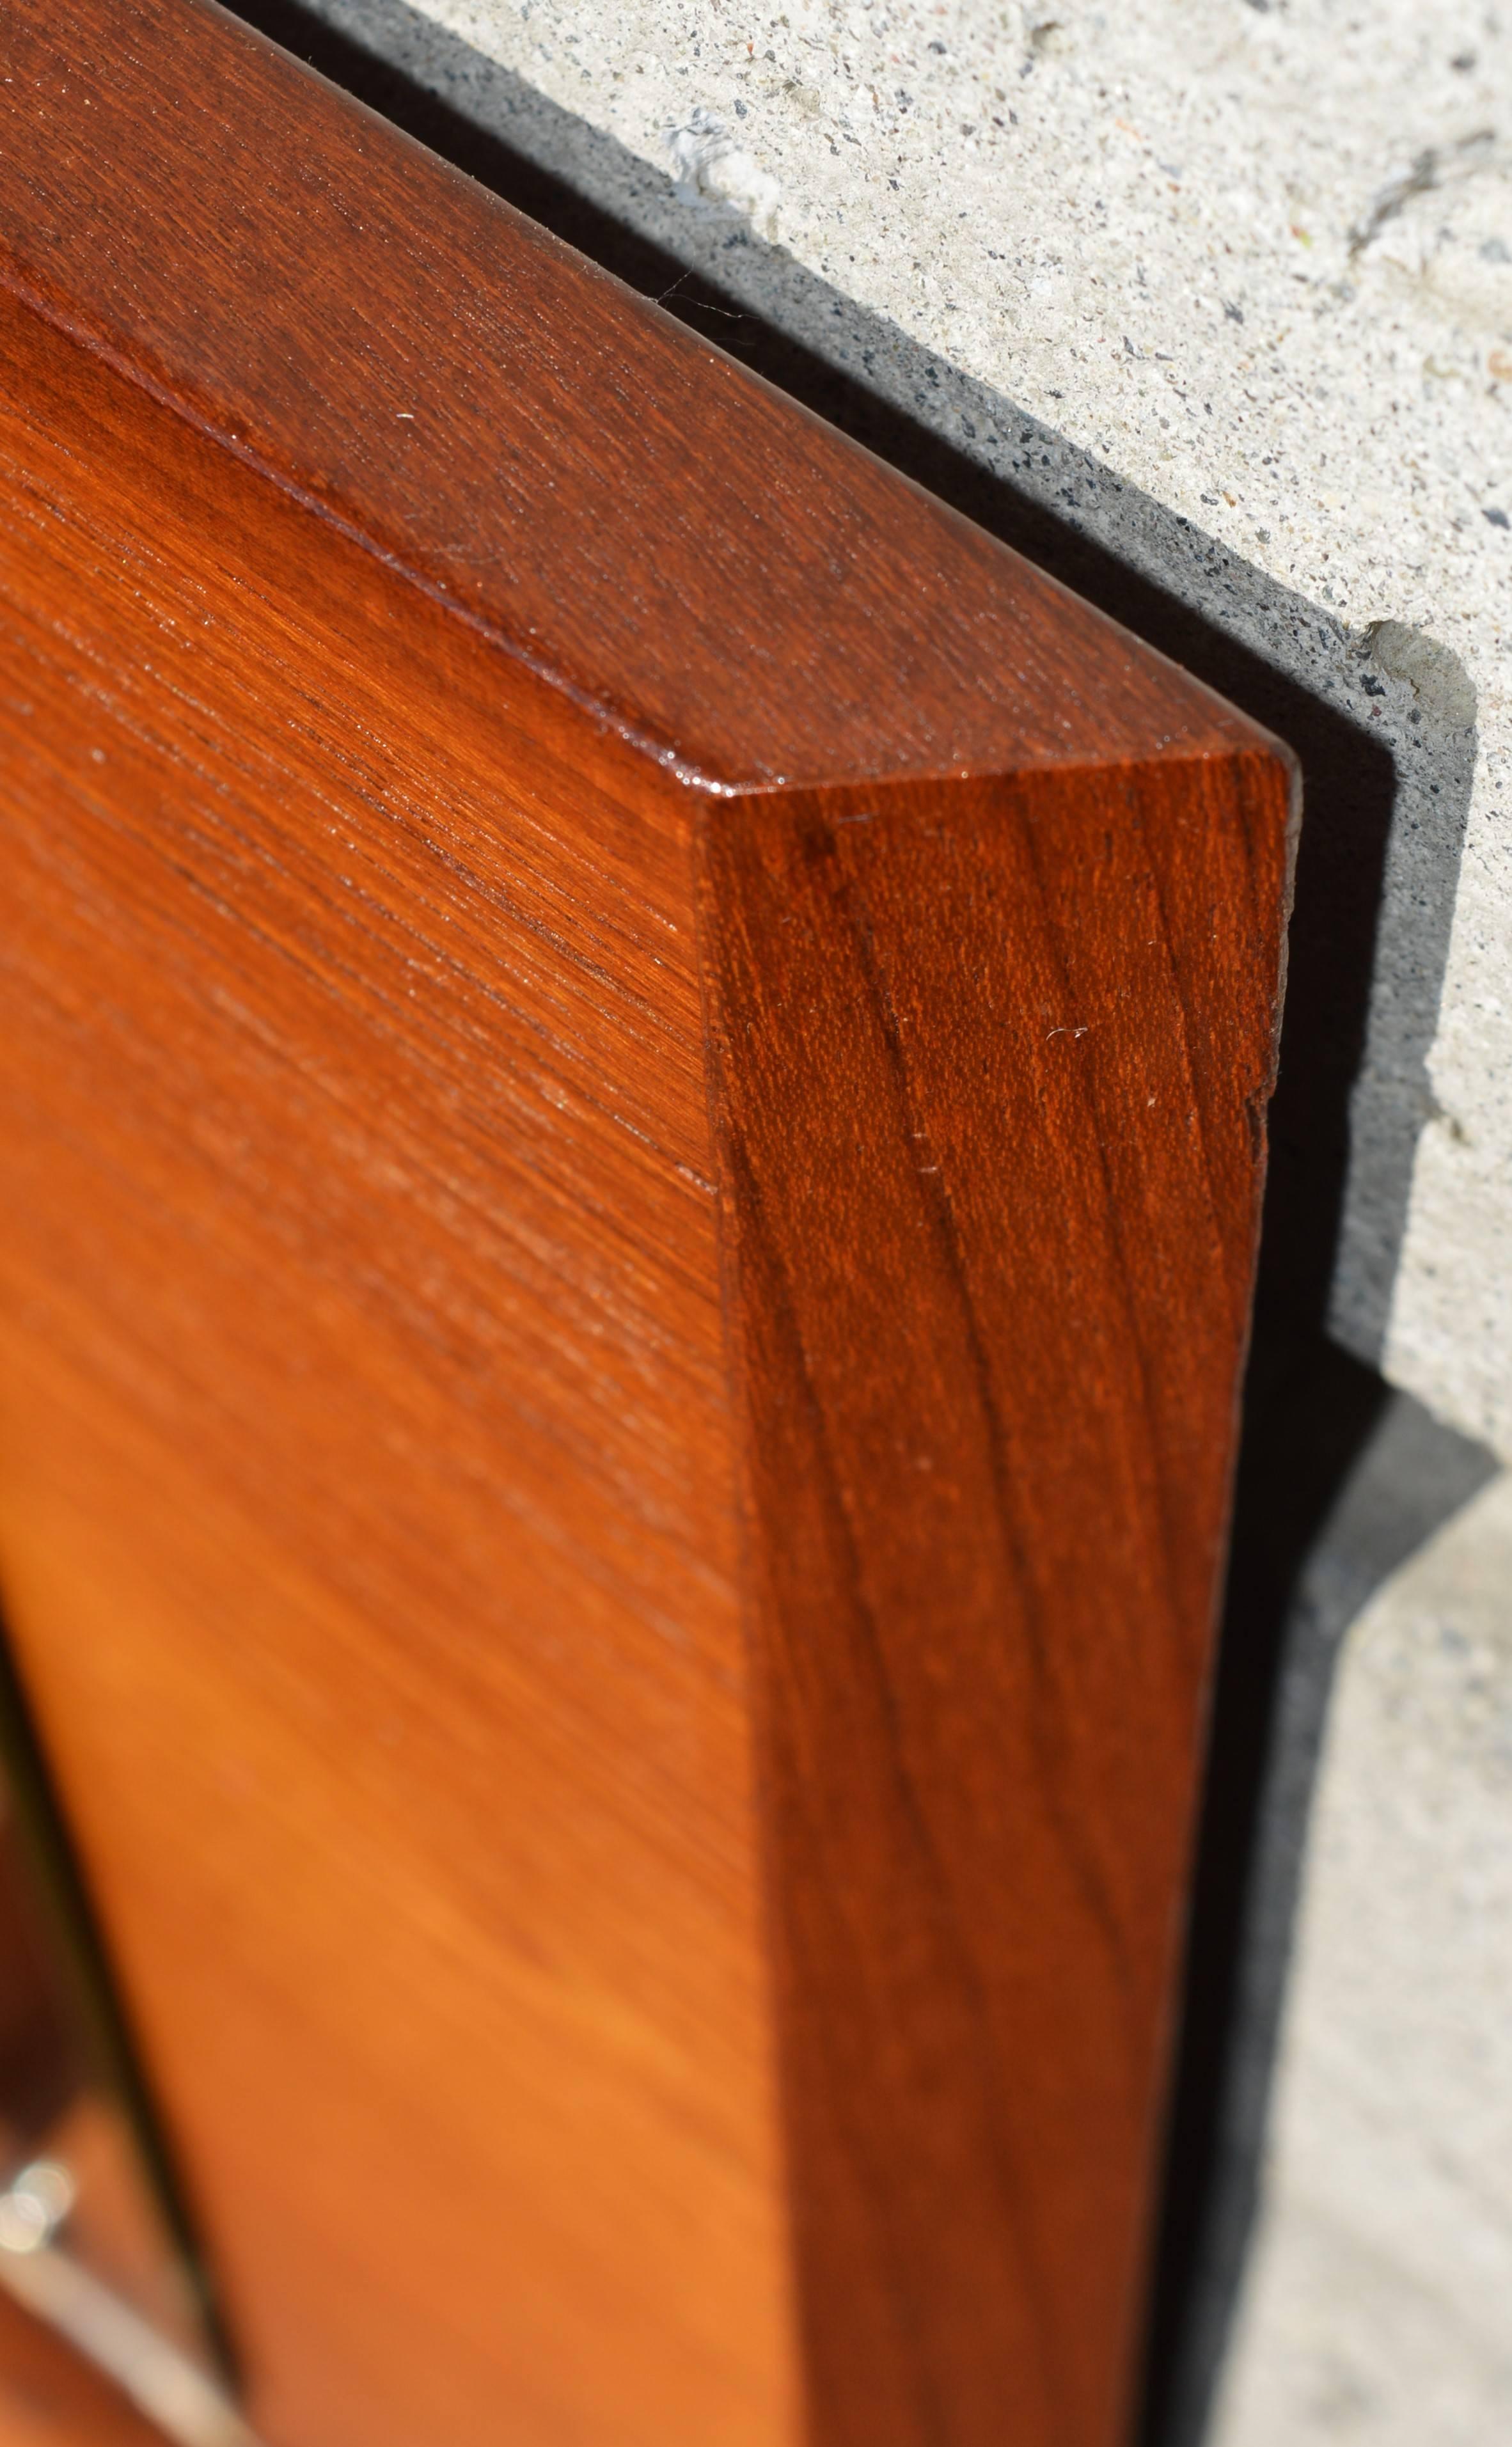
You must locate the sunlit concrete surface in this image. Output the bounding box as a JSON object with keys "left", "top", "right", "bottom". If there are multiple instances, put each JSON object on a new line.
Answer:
{"left": 1211, "top": 1467, "right": 1512, "bottom": 2446}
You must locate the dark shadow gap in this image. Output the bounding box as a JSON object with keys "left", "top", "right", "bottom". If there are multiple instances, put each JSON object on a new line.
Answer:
{"left": 0, "top": 1623, "right": 240, "bottom": 2390}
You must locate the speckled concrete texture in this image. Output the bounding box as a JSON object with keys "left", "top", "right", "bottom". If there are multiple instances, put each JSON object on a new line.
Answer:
{"left": 1209, "top": 1466, "right": 1512, "bottom": 2446}
{"left": 292, "top": 0, "right": 1512, "bottom": 1457}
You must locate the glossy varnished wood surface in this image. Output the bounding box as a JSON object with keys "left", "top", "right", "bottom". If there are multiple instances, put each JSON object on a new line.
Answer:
{"left": 0, "top": 0, "right": 1261, "bottom": 798}
{"left": 0, "top": 288, "right": 791, "bottom": 2447}
{"left": 0, "top": 5, "right": 1297, "bottom": 2445}
{"left": 704, "top": 762, "right": 1290, "bottom": 2447}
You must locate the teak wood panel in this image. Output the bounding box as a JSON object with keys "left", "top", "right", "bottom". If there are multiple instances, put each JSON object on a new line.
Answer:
{"left": 0, "top": 6, "right": 1298, "bottom": 2447}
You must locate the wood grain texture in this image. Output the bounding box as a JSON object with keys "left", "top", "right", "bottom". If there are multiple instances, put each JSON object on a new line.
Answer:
{"left": 702, "top": 764, "right": 1291, "bottom": 2447}
{"left": 0, "top": 6, "right": 1298, "bottom": 2447}
{"left": 0, "top": 283, "right": 787, "bottom": 2447}
{"left": 0, "top": 0, "right": 1261, "bottom": 799}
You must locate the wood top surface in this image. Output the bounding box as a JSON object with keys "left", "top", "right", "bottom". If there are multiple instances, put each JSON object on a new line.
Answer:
{"left": 0, "top": 0, "right": 1283, "bottom": 796}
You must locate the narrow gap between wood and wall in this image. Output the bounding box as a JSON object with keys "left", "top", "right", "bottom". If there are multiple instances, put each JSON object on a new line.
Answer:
{"left": 0, "top": 1617, "right": 252, "bottom": 2441}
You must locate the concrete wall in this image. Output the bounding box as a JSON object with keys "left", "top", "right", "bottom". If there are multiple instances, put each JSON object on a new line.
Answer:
{"left": 1213, "top": 1461, "right": 1512, "bottom": 2446}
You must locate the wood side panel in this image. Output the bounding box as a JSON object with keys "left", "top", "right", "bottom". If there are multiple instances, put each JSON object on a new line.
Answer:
{"left": 702, "top": 763, "right": 1293, "bottom": 2447}
{"left": 0, "top": 287, "right": 794, "bottom": 2447}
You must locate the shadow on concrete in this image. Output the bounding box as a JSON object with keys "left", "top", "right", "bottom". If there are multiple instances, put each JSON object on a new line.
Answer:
{"left": 1156, "top": 1380, "right": 1497, "bottom": 2443}
{"left": 213, "top": 3, "right": 1495, "bottom": 2434}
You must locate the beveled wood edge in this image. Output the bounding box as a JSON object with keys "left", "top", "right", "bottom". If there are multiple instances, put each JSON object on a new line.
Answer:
{"left": 0, "top": 0, "right": 1295, "bottom": 801}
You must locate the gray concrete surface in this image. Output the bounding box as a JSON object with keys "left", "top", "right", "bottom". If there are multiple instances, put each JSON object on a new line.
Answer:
{"left": 1210, "top": 1461, "right": 1512, "bottom": 2446}
{"left": 1158, "top": 1389, "right": 1501, "bottom": 2446}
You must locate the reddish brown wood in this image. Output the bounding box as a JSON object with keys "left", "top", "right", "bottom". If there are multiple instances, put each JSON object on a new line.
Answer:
{"left": 0, "top": 6, "right": 1297, "bottom": 2447}
{"left": 0, "top": 286, "right": 782, "bottom": 2447}
{"left": 703, "top": 764, "right": 1289, "bottom": 2447}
